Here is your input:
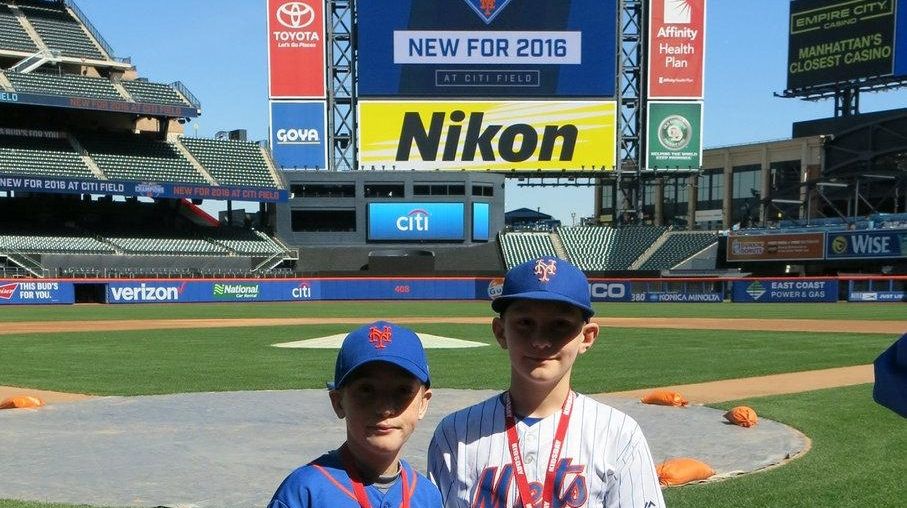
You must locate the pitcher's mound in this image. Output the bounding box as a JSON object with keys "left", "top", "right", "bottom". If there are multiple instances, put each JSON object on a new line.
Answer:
{"left": 273, "top": 333, "right": 488, "bottom": 349}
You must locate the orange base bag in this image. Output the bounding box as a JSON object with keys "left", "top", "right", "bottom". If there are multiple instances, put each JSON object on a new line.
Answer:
{"left": 724, "top": 406, "right": 758, "bottom": 427}
{"left": 656, "top": 458, "right": 715, "bottom": 486}
{"left": 0, "top": 395, "right": 45, "bottom": 409}
{"left": 641, "top": 390, "right": 688, "bottom": 407}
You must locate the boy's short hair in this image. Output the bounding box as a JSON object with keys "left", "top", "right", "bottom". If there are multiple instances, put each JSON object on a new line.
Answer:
{"left": 332, "top": 320, "right": 431, "bottom": 389}
{"left": 491, "top": 257, "right": 595, "bottom": 320}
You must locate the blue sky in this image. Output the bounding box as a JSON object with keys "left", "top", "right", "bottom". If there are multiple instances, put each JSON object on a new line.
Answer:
{"left": 74, "top": 0, "right": 907, "bottom": 224}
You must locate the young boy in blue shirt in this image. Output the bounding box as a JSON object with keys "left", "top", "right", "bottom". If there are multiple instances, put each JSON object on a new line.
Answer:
{"left": 269, "top": 321, "right": 441, "bottom": 507}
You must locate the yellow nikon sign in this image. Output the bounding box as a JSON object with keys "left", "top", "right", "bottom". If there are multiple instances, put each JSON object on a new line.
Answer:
{"left": 358, "top": 101, "right": 616, "bottom": 171}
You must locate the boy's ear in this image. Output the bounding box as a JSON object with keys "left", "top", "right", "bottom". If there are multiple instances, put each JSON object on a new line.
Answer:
{"left": 578, "top": 321, "right": 599, "bottom": 354}
{"left": 417, "top": 387, "right": 432, "bottom": 420}
{"left": 328, "top": 389, "right": 345, "bottom": 419}
{"left": 492, "top": 316, "right": 507, "bottom": 349}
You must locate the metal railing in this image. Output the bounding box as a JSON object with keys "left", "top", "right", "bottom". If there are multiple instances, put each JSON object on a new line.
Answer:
{"left": 170, "top": 80, "right": 201, "bottom": 110}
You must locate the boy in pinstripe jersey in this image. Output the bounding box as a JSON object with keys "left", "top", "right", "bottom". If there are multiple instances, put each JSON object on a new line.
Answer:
{"left": 429, "top": 257, "right": 665, "bottom": 507}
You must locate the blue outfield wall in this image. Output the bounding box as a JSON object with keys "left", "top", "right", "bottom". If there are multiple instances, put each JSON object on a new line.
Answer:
{"left": 0, "top": 281, "right": 74, "bottom": 305}
{"left": 2, "top": 277, "right": 900, "bottom": 305}
{"left": 105, "top": 279, "right": 488, "bottom": 304}
{"left": 731, "top": 279, "right": 838, "bottom": 303}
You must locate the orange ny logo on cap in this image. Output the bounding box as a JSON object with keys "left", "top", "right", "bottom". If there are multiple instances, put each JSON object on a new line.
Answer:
{"left": 534, "top": 259, "right": 557, "bottom": 282}
{"left": 368, "top": 326, "right": 392, "bottom": 349}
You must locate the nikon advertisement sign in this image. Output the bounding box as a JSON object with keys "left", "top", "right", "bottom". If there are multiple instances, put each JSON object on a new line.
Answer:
{"left": 358, "top": 100, "right": 616, "bottom": 171}
{"left": 645, "top": 101, "right": 702, "bottom": 170}
{"left": 787, "top": 0, "right": 907, "bottom": 90}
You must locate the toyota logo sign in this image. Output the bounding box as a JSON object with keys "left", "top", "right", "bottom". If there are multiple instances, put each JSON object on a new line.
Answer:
{"left": 276, "top": 2, "right": 315, "bottom": 29}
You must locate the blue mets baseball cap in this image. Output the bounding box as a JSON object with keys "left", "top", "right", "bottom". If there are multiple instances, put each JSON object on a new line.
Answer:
{"left": 491, "top": 257, "right": 594, "bottom": 320}
{"left": 873, "top": 332, "right": 907, "bottom": 418}
{"left": 332, "top": 321, "right": 430, "bottom": 389}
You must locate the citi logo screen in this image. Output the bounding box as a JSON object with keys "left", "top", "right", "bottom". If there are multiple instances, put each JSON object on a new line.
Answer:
{"left": 368, "top": 203, "right": 464, "bottom": 241}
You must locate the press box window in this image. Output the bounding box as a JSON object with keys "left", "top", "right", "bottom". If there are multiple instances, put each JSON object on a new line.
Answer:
{"left": 291, "top": 209, "right": 356, "bottom": 232}
{"left": 472, "top": 184, "right": 494, "bottom": 197}
{"left": 413, "top": 184, "right": 465, "bottom": 196}
{"left": 290, "top": 184, "right": 355, "bottom": 198}
{"left": 364, "top": 184, "right": 404, "bottom": 198}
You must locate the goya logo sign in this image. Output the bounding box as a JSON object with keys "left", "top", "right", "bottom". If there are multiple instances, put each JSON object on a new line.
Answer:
{"left": 108, "top": 283, "right": 186, "bottom": 303}
{"left": 270, "top": 101, "right": 327, "bottom": 169}
{"left": 358, "top": 101, "right": 616, "bottom": 171}
{"left": 368, "top": 203, "right": 465, "bottom": 241}
{"left": 826, "top": 231, "right": 905, "bottom": 259}
{"left": 213, "top": 283, "right": 261, "bottom": 300}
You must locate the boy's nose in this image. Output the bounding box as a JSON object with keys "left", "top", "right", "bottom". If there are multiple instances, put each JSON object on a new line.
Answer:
{"left": 529, "top": 333, "right": 551, "bottom": 349}
{"left": 375, "top": 396, "right": 397, "bottom": 416}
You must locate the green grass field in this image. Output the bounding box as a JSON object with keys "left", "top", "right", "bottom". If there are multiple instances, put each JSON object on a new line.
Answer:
{"left": 1, "top": 301, "right": 905, "bottom": 507}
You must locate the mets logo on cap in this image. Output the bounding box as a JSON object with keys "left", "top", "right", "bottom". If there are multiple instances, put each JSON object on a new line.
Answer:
{"left": 534, "top": 258, "right": 558, "bottom": 282}
{"left": 368, "top": 325, "right": 392, "bottom": 349}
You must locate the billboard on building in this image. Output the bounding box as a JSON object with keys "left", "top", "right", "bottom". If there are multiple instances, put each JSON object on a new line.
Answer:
{"left": 358, "top": 100, "right": 616, "bottom": 171}
{"left": 368, "top": 202, "right": 465, "bottom": 241}
{"left": 269, "top": 101, "right": 327, "bottom": 169}
{"left": 267, "top": 0, "right": 326, "bottom": 98}
{"left": 826, "top": 230, "right": 906, "bottom": 259}
{"left": 357, "top": 0, "right": 617, "bottom": 97}
{"left": 726, "top": 232, "right": 826, "bottom": 262}
{"left": 645, "top": 101, "right": 703, "bottom": 170}
{"left": 787, "top": 0, "right": 907, "bottom": 90}
{"left": 648, "top": 0, "right": 706, "bottom": 99}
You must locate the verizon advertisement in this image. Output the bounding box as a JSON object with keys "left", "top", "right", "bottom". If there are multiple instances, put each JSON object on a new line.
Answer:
{"left": 648, "top": 0, "right": 706, "bottom": 99}
{"left": 267, "top": 0, "right": 326, "bottom": 98}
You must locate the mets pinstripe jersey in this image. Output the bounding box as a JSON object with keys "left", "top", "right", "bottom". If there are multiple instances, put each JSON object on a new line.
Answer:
{"left": 269, "top": 451, "right": 442, "bottom": 508}
{"left": 428, "top": 392, "right": 665, "bottom": 508}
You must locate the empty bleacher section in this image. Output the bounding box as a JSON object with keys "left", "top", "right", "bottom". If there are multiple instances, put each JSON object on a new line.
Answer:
{"left": 557, "top": 226, "right": 615, "bottom": 271}
{"left": 0, "top": 3, "right": 38, "bottom": 53}
{"left": 0, "top": 232, "right": 112, "bottom": 253}
{"left": 180, "top": 137, "right": 277, "bottom": 187}
{"left": 0, "top": 195, "right": 294, "bottom": 277}
{"left": 499, "top": 232, "right": 559, "bottom": 269}
{"left": 638, "top": 231, "right": 718, "bottom": 270}
{"left": 16, "top": 1, "right": 105, "bottom": 60}
{"left": 104, "top": 236, "right": 226, "bottom": 256}
{"left": 558, "top": 225, "right": 668, "bottom": 271}
{"left": 75, "top": 132, "right": 205, "bottom": 183}
{"left": 209, "top": 227, "right": 285, "bottom": 256}
{"left": 3, "top": 70, "right": 122, "bottom": 100}
{"left": 120, "top": 79, "right": 190, "bottom": 107}
{"left": 0, "top": 132, "right": 93, "bottom": 177}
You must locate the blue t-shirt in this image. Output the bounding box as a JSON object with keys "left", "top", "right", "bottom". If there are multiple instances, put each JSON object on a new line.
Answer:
{"left": 268, "top": 451, "right": 441, "bottom": 508}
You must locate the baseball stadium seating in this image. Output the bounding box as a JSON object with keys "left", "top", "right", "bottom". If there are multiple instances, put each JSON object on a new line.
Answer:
{"left": 15, "top": 1, "right": 105, "bottom": 60}
{"left": 209, "top": 227, "right": 286, "bottom": 256}
{"left": 0, "top": 133, "right": 93, "bottom": 178}
{"left": 0, "top": 4, "right": 39, "bottom": 53}
{"left": 105, "top": 236, "right": 230, "bottom": 256}
{"left": 557, "top": 226, "right": 618, "bottom": 271}
{"left": 3, "top": 70, "right": 123, "bottom": 100}
{"left": 75, "top": 131, "right": 206, "bottom": 184}
{"left": 499, "top": 231, "right": 558, "bottom": 269}
{"left": 638, "top": 231, "right": 719, "bottom": 270}
{"left": 180, "top": 137, "right": 278, "bottom": 187}
{"left": 120, "top": 79, "right": 191, "bottom": 107}
{"left": 0, "top": 232, "right": 113, "bottom": 254}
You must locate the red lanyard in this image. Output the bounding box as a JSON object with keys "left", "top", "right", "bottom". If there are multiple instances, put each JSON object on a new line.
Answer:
{"left": 503, "top": 390, "right": 575, "bottom": 508}
{"left": 340, "top": 446, "right": 411, "bottom": 508}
